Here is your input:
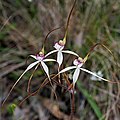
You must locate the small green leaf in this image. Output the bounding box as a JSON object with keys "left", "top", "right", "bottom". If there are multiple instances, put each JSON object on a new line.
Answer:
{"left": 7, "top": 103, "right": 17, "bottom": 115}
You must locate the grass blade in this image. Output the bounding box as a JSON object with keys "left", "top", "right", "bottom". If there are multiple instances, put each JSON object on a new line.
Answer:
{"left": 77, "top": 81, "right": 104, "bottom": 120}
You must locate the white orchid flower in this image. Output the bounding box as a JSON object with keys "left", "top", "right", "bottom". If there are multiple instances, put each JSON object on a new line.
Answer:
{"left": 2, "top": 51, "right": 56, "bottom": 105}
{"left": 59, "top": 57, "right": 112, "bottom": 88}
{"left": 30, "top": 52, "right": 56, "bottom": 78}
{"left": 45, "top": 40, "right": 79, "bottom": 67}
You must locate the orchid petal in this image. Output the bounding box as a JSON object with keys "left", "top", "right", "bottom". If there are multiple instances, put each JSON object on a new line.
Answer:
{"left": 30, "top": 55, "right": 37, "bottom": 60}
{"left": 40, "top": 61, "right": 55, "bottom": 88}
{"left": 41, "top": 61, "right": 49, "bottom": 77}
{"left": 59, "top": 66, "right": 76, "bottom": 74}
{"left": 80, "top": 68, "right": 111, "bottom": 82}
{"left": 25, "top": 61, "right": 40, "bottom": 71}
{"left": 73, "top": 68, "right": 80, "bottom": 86}
{"left": 2, "top": 61, "right": 40, "bottom": 105}
{"left": 45, "top": 50, "right": 58, "bottom": 58}
{"left": 41, "top": 61, "right": 55, "bottom": 93}
{"left": 62, "top": 50, "right": 79, "bottom": 57}
{"left": 43, "top": 59, "right": 56, "bottom": 62}
{"left": 57, "top": 51, "right": 63, "bottom": 66}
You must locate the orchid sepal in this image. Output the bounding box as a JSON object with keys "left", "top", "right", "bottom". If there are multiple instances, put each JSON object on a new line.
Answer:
{"left": 1, "top": 60, "right": 40, "bottom": 106}
{"left": 45, "top": 50, "right": 58, "bottom": 58}
{"left": 30, "top": 55, "right": 38, "bottom": 60}
{"left": 59, "top": 66, "right": 77, "bottom": 74}
{"left": 43, "top": 59, "right": 56, "bottom": 62}
{"left": 79, "top": 68, "right": 114, "bottom": 82}
{"left": 41, "top": 61, "right": 49, "bottom": 77}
